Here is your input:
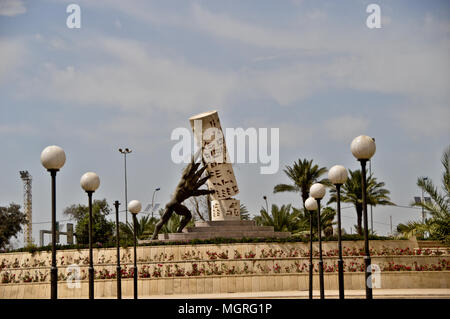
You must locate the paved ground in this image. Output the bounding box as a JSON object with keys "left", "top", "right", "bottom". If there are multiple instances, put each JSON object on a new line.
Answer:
{"left": 115, "top": 289, "right": 450, "bottom": 299}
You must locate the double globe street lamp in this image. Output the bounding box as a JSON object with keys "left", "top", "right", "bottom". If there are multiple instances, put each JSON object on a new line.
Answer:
{"left": 80, "top": 172, "right": 100, "bottom": 300}
{"left": 328, "top": 165, "right": 348, "bottom": 299}
{"left": 309, "top": 183, "right": 326, "bottom": 299}
{"left": 304, "top": 196, "right": 317, "bottom": 300}
{"left": 119, "top": 148, "right": 132, "bottom": 224}
{"left": 40, "top": 145, "right": 66, "bottom": 300}
{"left": 128, "top": 200, "right": 142, "bottom": 299}
{"left": 351, "top": 135, "right": 376, "bottom": 299}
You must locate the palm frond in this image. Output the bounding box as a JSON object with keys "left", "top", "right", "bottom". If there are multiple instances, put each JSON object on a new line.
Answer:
{"left": 273, "top": 184, "right": 299, "bottom": 193}
{"left": 273, "top": 158, "right": 328, "bottom": 207}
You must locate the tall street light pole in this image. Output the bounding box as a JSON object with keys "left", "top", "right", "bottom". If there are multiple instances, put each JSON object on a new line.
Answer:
{"left": 329, "top": 165, "right": 348, "bottom": 299}
{"left": 369, "top": 138, "right": 375, "bottom": 234}
{"left": 351, "top": 135, "right": 376, "bottom": 300}
{"left": 41, "top": 145, "right": 66, "bottom": 300}
{"left": 310, "top": 183, "right": 326, "bottom": 299}
{"left": 80, "top": 172, "right": 101, "bottom": 300}
{"left": 305, "top": 197, "right": 318, "bottom": 300}
{"left": 129, "top": 200, "right": 142, "bottom": 299}
{"left": 119, "top": 148, "right": 132, "bottom": 224}
{"left": 369, "top": 159, "right": 373, "bottom": 233}
{"left": 263, "top": 195, "right": 269, "bottom": 213}
{"left": 114, "top": 200, "right": 122, "bottom": 299}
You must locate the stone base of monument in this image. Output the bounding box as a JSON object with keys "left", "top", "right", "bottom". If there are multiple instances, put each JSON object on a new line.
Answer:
{"left": 140, "top": 220, "right": 290, "bottom": 243}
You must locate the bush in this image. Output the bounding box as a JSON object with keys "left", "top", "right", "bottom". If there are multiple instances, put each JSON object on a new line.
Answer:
{"left": 3, "top": 233, "right": 404, "bottom": 253}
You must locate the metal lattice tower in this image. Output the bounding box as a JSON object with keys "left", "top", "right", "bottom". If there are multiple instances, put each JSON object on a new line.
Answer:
{"left": 19, "top": 171, "right": 32, "bottom": 246}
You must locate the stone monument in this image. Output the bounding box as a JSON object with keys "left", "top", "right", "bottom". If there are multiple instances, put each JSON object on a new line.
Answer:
{"left": 144, "top": 110, "right": 290, "bottom": 242}
{"left": 189, "top": 110, "right": 240, "bottom": 221}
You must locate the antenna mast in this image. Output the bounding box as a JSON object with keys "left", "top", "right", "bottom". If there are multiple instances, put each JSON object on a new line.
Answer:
{"left": 20, "top": 171, "right": 32, "bottom": 246}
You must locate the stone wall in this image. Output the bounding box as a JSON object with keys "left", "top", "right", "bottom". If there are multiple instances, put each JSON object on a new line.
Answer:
{"left": 0, "top": 239, "right": 423, "bottom": 267}
{"left": 1, "top": 239, "right": 449, "bottom": 298}
{"left": 1, "top": 272, "right": 449, "bottom": 299}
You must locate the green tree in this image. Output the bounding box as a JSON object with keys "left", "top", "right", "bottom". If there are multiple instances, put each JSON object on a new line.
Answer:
{"left": 119, "top": 215, "right": 158, "bottom": 241}
{"left": 328, "top": 170, "right": 394, "bottom": 235}
{"left": 64, "top": 199, "right": 111, "bottom": 221}
{"left": 273, "top": 159, "right": 329, "bottom": 210}
{"left": 397, "top": 146, "right": 450, "bottom": 243}
{"left": 0, "top": 203, "right": 27, "bottom": 249}
{"left": 159, "top": 213, "right": 195, "bottom": 234}
{"left": 294, "top": 206, "right": 337, "bottom": 237}
{"left": 69, "top": 199, "right": 115, "bottom": 245}
{"left": 396, "top": 220, "right": 431, "bottom": 239}
{"left": 240, "top": 204, "right": 250, "bottom": 220}
{"left": 254, "top": 204, "right": 300, "bottom": 232}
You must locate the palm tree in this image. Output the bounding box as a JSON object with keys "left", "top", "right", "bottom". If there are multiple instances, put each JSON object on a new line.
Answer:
{"left": 273, "top": 159, "right": 329, "bottom": 210}
{"left": 253, "top": 204, "right": 300, "bottom": 232}
{"left": 398, "top": 146, "right": 450, "bottom": 243}
{"left": 328, "top": 169, "right": 394, "bottom": 235}
{"left": 119, "top": 215, "right": 156, "bottom": 240}
{"left": 159, "top": 213, "right": 195, "bottom": 234}
{"left": 294, "top": 206, "right": 337, "bottom": 237}
{"left": 396, "top": 220, "right": 432, "bottom": 239}
{"left": 240, "top": 204, "right": 250, "bottom": 220}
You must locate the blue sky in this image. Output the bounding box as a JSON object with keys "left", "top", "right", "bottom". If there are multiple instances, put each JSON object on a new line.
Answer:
{"left": 0, "top": 0, "right": 449, "bottom": 246}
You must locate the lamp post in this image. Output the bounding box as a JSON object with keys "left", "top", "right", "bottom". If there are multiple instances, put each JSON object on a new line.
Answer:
{"left": 128, "top": 200, "right": 142, "bottom": 299}
{"left": 40, "top": 145, "right": 66, "bottom": 300}
{"left": 305, "top": 196, "right": 318, "bottom": 300}
{"left": 328, "top": 165, "right": 348, "bottom": 299}
{"left": 310, "top": 183, "right": 326, "bottom": 299}
{"left": 263, "top": 195, "right": 269, "bottom": 213}
{"left": 369, "top": 137, "right": 375, "bottom": 234}
{"left": 119, "top": 148, "right": 132, "bottom": 224}
{"left": 80, "top": 172, "right": 101, "bottom": 300}
{"left": 351, "top": 135, "right": 376, "bottom": 299}
{"left": 151, "top": 188, "right": 160, "bottom": 219}
{"left": 114, "top": 200, "right": 122, "bottom": 299}
{"left": 422, "top": 177, "right": 428, "bottom": 223}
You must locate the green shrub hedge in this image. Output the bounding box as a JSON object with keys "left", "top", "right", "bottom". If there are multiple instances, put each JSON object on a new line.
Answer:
{"left": 1, "top": 234, "right": 408, "bottom": 254}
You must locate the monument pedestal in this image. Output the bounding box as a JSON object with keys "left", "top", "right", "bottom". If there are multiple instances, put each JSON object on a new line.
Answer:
{"left": 141, "top": 220, "right": 290, "bottom": 242}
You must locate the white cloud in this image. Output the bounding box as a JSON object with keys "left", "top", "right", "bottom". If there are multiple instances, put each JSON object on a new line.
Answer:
{"left": 324, "top": 116, "right": 370, "bottom": 142}
{"left": 239, "top": 39, "right": 449, "bottom": 107}
{"left": 393, "top": 103, "right": 450, "bottom": 138}
{"left": 327, "top": 45, "right": 450, "bottom": 101}
{"left": 240, "top": 63, "right": 328, "bottom": 105}
{"left": 306, "top": 9, "right": 327, "bottom": 21}
{"left": 72, "top": 0, "right": 184, "bottom": 27}
{"left": 21, "top": 37, "right": 236, "bottom": 114}
{"left": 0, "top": 38, "right": 25, "bottom": 82}
{"left": 191, "top": 3, "right": 328, "bottom": 51}
{"left": 424, "top": 12, "right": 450, "bottom": 34}
{"left": 0, "top": 123, "right": 34, "bottom": 135}
{"left": 0, "top": 0, "right": 26, "bottom": 16}
{"left": 22, "top": 3, "right": 446, "bottom": 112}
{"left": 290, "top": 0, "right": 304, "bottom": 7}
{"left": 189, "top": 4, "right": 450, "bottom": 109}
{"left": 6, "top": 4, "right": 450, "bottom": 141}
{"left": 277, "top": 122, "right": 314, "bottom": 149}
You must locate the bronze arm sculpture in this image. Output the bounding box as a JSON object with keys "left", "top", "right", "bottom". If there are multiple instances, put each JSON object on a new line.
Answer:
{"left": 151, "top": 157, "right": 215, "bottom": 240}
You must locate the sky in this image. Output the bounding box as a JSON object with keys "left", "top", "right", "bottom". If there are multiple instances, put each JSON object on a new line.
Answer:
{"left": 0, "top": 0, "right": 449, "bottom": 247}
